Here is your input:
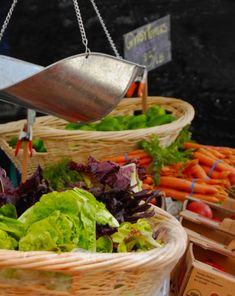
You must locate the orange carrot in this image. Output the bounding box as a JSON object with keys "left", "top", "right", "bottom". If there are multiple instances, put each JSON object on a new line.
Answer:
{"left": 229, "top": 174, "right": 235, "bottom": 185}
{"left": 191, "top": 193, "right": 220, "bottom": 203}
{"left": 127, "top": 149, "right": 150, "bottom": 158}
{"left": 193, "top": 151, "right": 235, "bottom": 173}
{"left": 143, "top": 175, "right": 154, "bottom": 185}
{"left": 198, "top": 148, "right": 217, "bottom": 160}
{"left": 156, "top": 187, "right": 219, "bottom": 203}
{"left": 138, "top": 158, "right": 152, "bottom": 166}
{"left": 155, "top": 187, "right": 187, "bottom": 201}
{"left": 104, "top": 155, "right": 127, "bottom": 163}
{"left": 194, "top": 178, "right": 230, "bottom": 188}
{"left": 160, "top": 166, "right": 177, "bottom": 176}
{"left": 183, "top": 142, "right": 204, "bottom": 150}
{"left": 159, "top": 176, "right": 218, "bottom": 195}
{"left": 184, "top": 142, "right": 235, "bottom": 155}
{"left": 190, "top": 164, "right": 208, "bottom": 179}
{"left": 182, "top": 159, "right": 199, "bottom": 177}
{"left": 206, "top": 148, "right": 225, "bottom": 159}
{"left": 201, "top": 165, "right": 231, "bottom": 179}
{"left": 142, "top": 183, "right": 153, "bottom": 190}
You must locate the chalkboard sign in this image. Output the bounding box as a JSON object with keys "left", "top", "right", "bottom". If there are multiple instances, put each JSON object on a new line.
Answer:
{"left": 123, "top": 15, "right": 171, "bottom": 71}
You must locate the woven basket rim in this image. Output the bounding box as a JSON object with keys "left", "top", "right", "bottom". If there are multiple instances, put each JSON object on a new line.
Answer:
{"left": 0, "top": 96, "right": 194, "bottom": 139}
{"left": 0, "top": 206, "right": 187, "bottom": 272}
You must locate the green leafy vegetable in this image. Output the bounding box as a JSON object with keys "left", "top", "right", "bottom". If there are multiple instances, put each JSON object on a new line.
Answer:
{"left": 139, "top": 126, "right": 193, "bottom": 184}
{"left": 111, "top": 218, "right": 163, "bottom": 252}
{"left": 19, "top": 211, "right": 80, "bottom": 251}
{"left": 0, "top": 204, "right": 17, "bottom": 219}
{"left": 96, "top": 235, "right": 113, "bottom": 253}
{"left": 0, "top": 229, "right": 18, "bottom": 250}
{"left": 96, "top": 116, "right": 122, "bottom": 131}
{"left": 18, "top": 188, "right": 119, "bottom": 252}
{"left": 43, "top": 158, "right": 83, "bottom": 191}
{"left": 0, "top": 215, "right": 25, "bottom": 240}
{"left": 65, "top": 105, "right": 176, "bottom": 131}
{"left": 147, "top": 114, "right": 175, "bottom": 127}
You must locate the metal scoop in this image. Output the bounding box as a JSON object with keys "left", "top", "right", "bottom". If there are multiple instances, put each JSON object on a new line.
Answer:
{"left": 0, "top": 53, "right": 145, "bottom": 122}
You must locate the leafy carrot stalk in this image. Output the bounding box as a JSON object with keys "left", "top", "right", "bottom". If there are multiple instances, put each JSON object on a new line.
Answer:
{"left": 159, "top": 176, "right": 218, "bottom": 195}
{"left": 155, "top": 187, "right": 219, "bottom": 203}
{"left": 193, "top": 151, "right": 235, "bottom": 173}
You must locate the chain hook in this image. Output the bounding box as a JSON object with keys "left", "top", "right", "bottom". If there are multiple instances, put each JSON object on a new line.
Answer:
{"left": 72, "top": 0, "right": 91, "bottom": 57}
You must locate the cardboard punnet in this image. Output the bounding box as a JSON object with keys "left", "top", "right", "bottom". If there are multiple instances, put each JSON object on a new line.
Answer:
{"left": 175, "top": 242, "right": 235, "bottom": 296}
{"left": 180, "top": 209, "right": 235, "bottom": 237}
{"left": 180, "top": 213, "right": 235, "bottom": 257}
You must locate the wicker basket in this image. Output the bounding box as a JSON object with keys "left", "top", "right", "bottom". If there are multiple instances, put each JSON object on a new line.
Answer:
{"left": 0, "top": 96, "right": 194, "bottom": 175}
{"left": 0, "top": 206, "right": 187, "bottom": 296}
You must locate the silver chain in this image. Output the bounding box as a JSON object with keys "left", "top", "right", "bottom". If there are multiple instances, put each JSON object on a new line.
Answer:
{"left": 72, "top": 0, "right": 90, "bottom": 55}
{"left": 0, "top": 0, "right": 120, "bottom": 59}
{"left": 0, "top": 0, "right": 18, "bottom": 43}
{"left": 89, "top": 0, "right": 121, "bottom": 58}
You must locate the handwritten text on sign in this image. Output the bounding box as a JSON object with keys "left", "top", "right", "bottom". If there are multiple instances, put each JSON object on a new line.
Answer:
{"left": 124, "top": 15, "right": 171, "bottom": 71}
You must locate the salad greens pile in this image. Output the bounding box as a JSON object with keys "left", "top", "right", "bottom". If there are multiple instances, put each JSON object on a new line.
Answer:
{"left": 65, "top": 105, "right": 176, "bottom": 131}
{"left": 0, "top": 157, "right": 165, "bottom": 253}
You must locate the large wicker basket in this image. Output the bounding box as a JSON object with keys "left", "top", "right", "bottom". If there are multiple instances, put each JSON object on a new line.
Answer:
{"left": 0, "top": 96, "right": 194, "bottom": 175}
{"left": 0, "top": 206, "right": 187, "bottom": 296}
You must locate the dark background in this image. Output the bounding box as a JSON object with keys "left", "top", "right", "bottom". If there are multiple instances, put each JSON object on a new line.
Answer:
{"left": 0, "top": 0, "right": 235, "bottom": 146}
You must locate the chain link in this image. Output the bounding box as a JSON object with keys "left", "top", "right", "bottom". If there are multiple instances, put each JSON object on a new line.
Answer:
{"left": 89, "top": 0, "right": 121, "bottom": 58}
{"left": 0, "top": 0, "right": 18, "bottom": 43}
{"left": 72, "top": 0, "right": 90, "bottom": 55}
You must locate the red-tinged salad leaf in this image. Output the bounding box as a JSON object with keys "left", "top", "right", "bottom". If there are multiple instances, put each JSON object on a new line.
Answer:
{"left": 0, "top": 167, "right": 19, "bottom": 207}
{"left": 67, "top": 157, "right": 163, "bottom": 232}
{"left": 69, "top": 156, "right": 141, "bottom": 191}
{"left": 0, "top": 166, "right": 51, "bottom": 216}
{"left": 16, "top": 166, "right": 52, "bottom": 216}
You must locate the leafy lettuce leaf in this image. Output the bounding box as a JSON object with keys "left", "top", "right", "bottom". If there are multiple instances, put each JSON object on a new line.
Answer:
{"left": 0, "top": 215, "right": 25, "bottom": 240}
{"left": 18, "top": 188, "right": 118, "bottom": 252}
{"left": 0, "top": 229, "right": 18, "bottom": 250}
{"left": 96, "top": 235, "right": 113, "bottom": 253}
{"left": 0, "top": 204, "right": 17, "bottom": 219}
{"left": 111, "top": 218, "right": 163, "bottom": 252}
{"left": 19, "top": 211, "right": 80, "bottom": 251}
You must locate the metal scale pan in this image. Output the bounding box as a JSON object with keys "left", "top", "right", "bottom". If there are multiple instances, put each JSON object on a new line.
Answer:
{"left": 0, "top": 53, "right": 145, "bottom": 122}
{"left": 0, "top": 0, "right": 145, "bottom": 123}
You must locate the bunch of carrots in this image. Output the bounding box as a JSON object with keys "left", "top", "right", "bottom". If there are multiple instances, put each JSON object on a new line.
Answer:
{"left": 103, "top": 143, "right": 235, "bottom": 204}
